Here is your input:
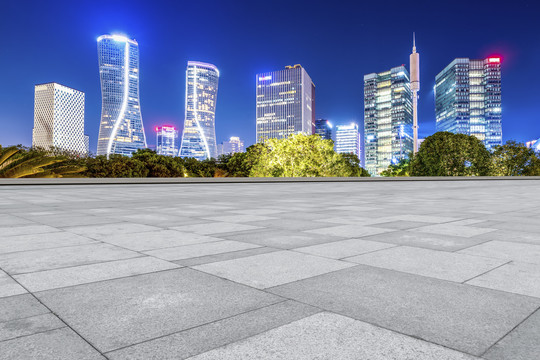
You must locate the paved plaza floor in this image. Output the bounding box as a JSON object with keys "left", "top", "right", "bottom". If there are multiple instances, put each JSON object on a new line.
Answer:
{"left": 0, "top": 180, "right": 539, "bottom": 359}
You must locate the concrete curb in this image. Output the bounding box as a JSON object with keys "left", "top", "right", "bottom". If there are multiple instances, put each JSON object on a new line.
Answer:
{"left": 1, "top": 176, "right": 540, "bottom": 186}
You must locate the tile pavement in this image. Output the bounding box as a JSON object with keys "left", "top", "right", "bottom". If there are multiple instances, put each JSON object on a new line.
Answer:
{"left": 0, "top": 180, "right": 539, "bottom": 359}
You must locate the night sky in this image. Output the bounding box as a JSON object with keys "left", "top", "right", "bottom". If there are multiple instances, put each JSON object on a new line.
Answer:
{"left": 1, "top": 0, "right": 539, "bottom": 152}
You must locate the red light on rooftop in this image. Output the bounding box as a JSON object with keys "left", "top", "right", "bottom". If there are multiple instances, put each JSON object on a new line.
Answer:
{"left": 155, "top": 126, "right": 159, "bottom": 132}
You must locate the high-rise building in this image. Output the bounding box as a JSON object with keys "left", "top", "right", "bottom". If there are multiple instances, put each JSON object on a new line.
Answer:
{"left": 256, "top": 65, "right": 315, "bottom": 143}
{"left": 179, "top": 61, "right": 219, "bottom": 160}
{"left": 97, "top": 34, "right": 146, "bottom": 157}
{"left": 156, "top": 126, "right": 178, "bottom": 156}
{"left": 335, "top": 123, "right": 360, "bottom": 159}
{"left": 435, "top": 57, "right": 502, "bottom": 150}
{"left": 314, "top": 119, "right": 332, "bottom": 141}
{"left": 32, "top": 83, "right": 88, "bottom": 155}
{"left": 217, "top": 136, "right": 245, "bottom": 156}
{"left": 364, "top": 66, "right": 413, "bottom": 176}
{"left": 526, "top": 138, "right": 540, "bottom": 152}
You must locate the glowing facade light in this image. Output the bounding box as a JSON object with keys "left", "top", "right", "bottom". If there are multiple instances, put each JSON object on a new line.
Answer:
{"left": 364, "top": 65, "right": 413, "bottom": 176}
{"left": 97, "top": 34, "right": 146, "bottom": 157}
{"left": 256, "top": 65, "right": 315, "bottom": 143}
{"left": 179, "top": 61, "right": 219, "bottom": 160}
{"left": 156, "top": 125, "right": 178, "bottom": 156}
{"left": 435, "top": 57, "right": 502, "bottom": 150}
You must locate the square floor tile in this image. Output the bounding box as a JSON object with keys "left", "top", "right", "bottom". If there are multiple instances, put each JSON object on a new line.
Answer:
{"left": 35, "top": 268, "right": 282, "bottom": 352}
{"left": 0, "top": 294, "right": 49, "bottom": 322}
{"left": 171, "top": 222, "right": 262, "bottom": 235}
{"left": 0, "top": 313, "right": 65, "bottom": 342}
{"left": 295, "top": 238, "right": 396, "bottom": 259}
{"left": 413, "top": 224, "right": 496, "bottom": 238}
{"left": 0, "top": 232, "right": 98, "bottom": 255}
{"left": 187, "top": 312, "right": 476, "bottom": 360}
{"left": 144, "top": 240, "right": 260, "bottom": 261}
{"left": 305, "top": 225, "right": 394, "bottom": 238}
{"left": 99, "top": 230, "right": 220, "bottom": 251}
{"left": 268, "top": 265, "right": 540, "bottom": 356}
{"left": 0, "top": 225, "right": 60, "bottom": 238}
{"left": 64, "top": 223, "right": 160, "bottom": 240}
{"left": 0, "top": 270, "right": 26, "bottom": 298}
{"left": 0, "top": 327, "right": 105, "bottom": 360}
{"left": 0, "top": 243, "right": 140, "bottom": 275}
{"left": 14, "top": 256, "right": 180, "bottom": 292}
{"left": 345, "top": 246, "right": 507, "bottom": 282}
{"left": 459, "top": 241, "right": 540, "bottom": 264}
{"left": 218, "top": 229, "right": 346, "bottom": 249}
{"left": 194, "top": 250, "right": 355, "bottom": 289}
{"left": 484, "top": 309, "right": 540, "bottom": 360}
{"left": 466, "top": 262, "right": 540, "bottom": 298}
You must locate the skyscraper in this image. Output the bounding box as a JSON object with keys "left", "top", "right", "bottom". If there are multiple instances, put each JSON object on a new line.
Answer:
{"left": 435, "top": 57, "right": 502, "bottom": 150}
{"left": 364, "top": 66, "right": 413, "bottom": 176}
{"left": 97, "top": 34, "right": 146, "bottom": 157}
{"left": 256, "top": 65, "right": 315, "bottom": 143}
{"left": 314, "top": 119, "right": 332, "bottom": 141}
{"left": 179, "top": 61, "right": 219, "bottom": 160}
{"left": 32, "top": 83, "right": 88, "bottom": 154}
{"left": 217, "top": 136, "right": 245, "bottom": 156}
{"left": 156, "top": 126, "right": 178, "bottom": 156}
{"left": 335, "top": 123, "right": 360, "bottom": 159}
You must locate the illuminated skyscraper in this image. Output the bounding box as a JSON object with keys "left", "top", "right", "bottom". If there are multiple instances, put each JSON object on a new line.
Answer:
{"left": 314, "top": 119, "right": 332, "bottom": 141}
{"left": 97, "top": 34, "right": 146, "bottom": 157}
{"left": 364, "top": 66, "right": 413, "bottom": 176}
{"left": 156, "top": 126, "right": 178, "bottom": 156}
{"left": 435, "top": 57, "right": 502, "bottom": 150}
{"left": 179, "top": 61, "right": 219, "bottom": 160}
{"left": 32, "top": 83, "right": 88, "bottom": 154}
{"left": 217, "top": 136, "right": 245, "bottom": 156}
{"left": 335, "top": 123, "right": 360, "bottom": 159}
{"left": 256, "top": 65, "right": 315, "bottom": 143}
{"left": 410, "top": 34, "right": 420, "bottom": 154}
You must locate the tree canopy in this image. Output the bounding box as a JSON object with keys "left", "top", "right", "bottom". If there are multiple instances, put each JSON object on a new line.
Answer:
{"left": 490, "top": 141, "right": 540, "bottom": 176}
{"left": 411, "top": 132, "right": 492, "bottom": 176}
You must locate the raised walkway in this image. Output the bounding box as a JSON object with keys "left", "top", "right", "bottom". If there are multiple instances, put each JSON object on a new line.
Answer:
{"left": 0, "top": 179, "right": 539, "bottom": 359}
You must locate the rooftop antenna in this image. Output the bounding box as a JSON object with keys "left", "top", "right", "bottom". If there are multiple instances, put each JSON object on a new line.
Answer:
{"left": 410, "top": 32, "right": 420, "bottom": 154}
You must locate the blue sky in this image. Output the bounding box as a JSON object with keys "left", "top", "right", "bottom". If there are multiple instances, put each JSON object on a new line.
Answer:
{"left": 1, "top": 0, "right": 539, "bottom": 152}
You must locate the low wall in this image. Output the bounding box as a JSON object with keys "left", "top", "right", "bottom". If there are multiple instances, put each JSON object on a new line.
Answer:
{"left": 1, "top": 176, "right": 540, "bottom": 186}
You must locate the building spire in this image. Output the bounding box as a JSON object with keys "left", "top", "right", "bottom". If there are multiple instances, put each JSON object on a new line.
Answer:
{"left": 412, "top": 32, "right": 416, "bottom": 53}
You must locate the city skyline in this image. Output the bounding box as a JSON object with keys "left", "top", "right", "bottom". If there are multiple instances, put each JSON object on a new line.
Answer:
{"left": 1, "top": 0, "right": 538, "bottom": 153}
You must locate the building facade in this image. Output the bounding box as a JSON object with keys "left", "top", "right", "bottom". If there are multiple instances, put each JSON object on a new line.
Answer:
{"left": 32, "top": 83, "right": 88, "bottom": 154}
{"left": 217, "top": 136, "right": 245, "bottom": 156}
{"left": 179, "top": 61, "right": 219, "bottom": 160}
{"left": 156, "top": 126, "right": 178, "bottom": 156}
{"left": 97, "top": 34, "right": 146, "bottom": 157}
{"left": 364, "top": 66, "right": 413, "bottom": 176}
{"left": 435, "top": 57, "right": 502, "bottom": 150}
{"left": 335, "top": 123, "right": 360, "bottom": 159}
{"left": 314, "top": 119, "right": 332, "bottom": 140}
{"left": 256, "top": 65, "right": 315, "bottom": 143}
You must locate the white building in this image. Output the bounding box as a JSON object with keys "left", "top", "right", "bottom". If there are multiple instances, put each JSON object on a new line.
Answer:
{"left": 256, "top": 65, "right": 315, "bottom": 143}
{"left": 33, "top": 83, "right": 88, "bottom": 154}
{"left": 218, "top": 136, "right": 245, "bottom": 156}
{"left": 335, "top": 123, "right": 360, "bottom": 159}
{"left": 156, "top": 126, "right": 178, "bottom": 156}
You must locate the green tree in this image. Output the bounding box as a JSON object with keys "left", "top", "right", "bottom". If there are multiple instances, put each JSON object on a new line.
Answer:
{"left": 84, "top": 155, "right": 149, "bottom": 177}
{"left": 0, "top": 145, "right": 85, "bottom": 178}
{"left": 411, "top": 132, "right": 492, "bottom": 176}
{"left": 490, "top": 141, "right": 540, "bottom": 176}
{"left": 250, "top": 134, "right": 369, "bottom": 177}
{"left": 381, "top": 158, "right": 411, "bottom": 177}
{"left": 131, "top": 149, "right": 185, "bottom": 177}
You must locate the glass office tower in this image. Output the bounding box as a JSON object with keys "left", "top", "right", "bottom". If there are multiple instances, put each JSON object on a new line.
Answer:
{"left": 97, "top": 34, "right": 146, "bottom": 157}
{"left": 364, "top": 66, "right": 413, "bottom": 176}
{"left": 256, "top": 65, "right": 315, "bottom": 143}
{"left": 335, "top": 123, "right": 360, "bottom": 158}
{"left": 217, "top": 136, "right": 245, "bottom": 156}
{"left": 314, "top": 119, "right": 332, "bottom": 140}
{"left": 156, "top": 126, "right": 178, "bottom": 156}
{"left": 33, "top": 83, "right": 89, "bottom": 155}
{"left": 435, "top": 57, "right": 502, "bottom": 150}
{"left": 179, "top": 61, "right": 219, "bottom": 160}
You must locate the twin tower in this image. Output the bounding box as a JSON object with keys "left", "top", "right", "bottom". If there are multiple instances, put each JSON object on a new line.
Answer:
{"left": 97, "top": 35, "right": 218, "bottom": 160}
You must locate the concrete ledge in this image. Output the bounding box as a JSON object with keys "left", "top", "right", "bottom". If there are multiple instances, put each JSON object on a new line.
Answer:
{"left": 0, "top": 176, "right": 539, "bottom": 186}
